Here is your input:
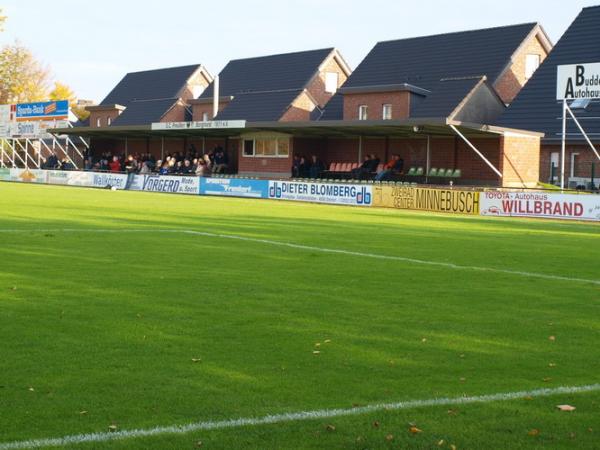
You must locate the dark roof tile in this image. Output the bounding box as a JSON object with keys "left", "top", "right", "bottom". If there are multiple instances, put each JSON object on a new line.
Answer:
{"left": 111, "top": 98, "right": 179, "bottom": 126}
{"left": 215, "top": 90, "right": 302, "bottom": 122}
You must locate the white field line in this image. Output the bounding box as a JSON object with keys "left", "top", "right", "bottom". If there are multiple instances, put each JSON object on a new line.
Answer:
{"left": 0, "top": 228, "right": 599, "bottom": 286}
{"left": 1, "top": 384, "right": 599, "bottom": 449}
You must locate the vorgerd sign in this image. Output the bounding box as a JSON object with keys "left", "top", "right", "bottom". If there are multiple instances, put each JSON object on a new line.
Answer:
{"left": 557, "top": 63, "right": 600, "bottom": 100}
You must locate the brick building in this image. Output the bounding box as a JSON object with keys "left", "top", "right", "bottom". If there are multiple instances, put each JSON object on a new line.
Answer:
{"left": 498, "top": 6, "right": 600, "bottom": 189}
{"left": 70, "top": 23, "right": 556, "bottom": 187}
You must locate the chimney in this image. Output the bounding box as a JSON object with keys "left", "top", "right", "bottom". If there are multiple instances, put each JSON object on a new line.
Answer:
{"left": 212, "top": 75, "right": 219, "bottom": 119}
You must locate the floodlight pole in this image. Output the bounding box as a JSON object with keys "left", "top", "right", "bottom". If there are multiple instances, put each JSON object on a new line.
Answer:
{"left": 561, "top": 99, "right": 567, "bottom": 190}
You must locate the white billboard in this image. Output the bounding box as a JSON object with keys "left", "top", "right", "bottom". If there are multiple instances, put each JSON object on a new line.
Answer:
{"left": 151, "top": 120, "right": 246, "bottom": 131}
{"left": 557, "top": 63, "right": 600, "bottom": 100}
{"left": 480, "top": 191, "right": 600, "bottom": 221}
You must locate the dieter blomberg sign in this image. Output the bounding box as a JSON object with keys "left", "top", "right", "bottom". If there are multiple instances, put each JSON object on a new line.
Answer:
{"left": 557, "top": 63, "right": 600, "bottom": 100}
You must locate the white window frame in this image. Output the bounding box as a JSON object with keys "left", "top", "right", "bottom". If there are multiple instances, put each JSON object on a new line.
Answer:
{"left": 325, "top": 72, "right": 339, "bottom": 94}
{"left": 107, "top": 117, "right": 111, "bottom": 126}
{"left": 382, "top": 104, "right": 392, "bottom": 120}
{"left": 525, "top": 54, "right": 541, "bottom": 80}
{"left": 242, "top": 137, "right": 290, "bottom": 158}
{"left": 202, "top": 112, "right": 209, "bottom": 122}
{"left": 96, "top": 117, "right": 101, "bottom": 127}
{"left": 358, "top": 105, "right": 368, "bottom": 121}
{"left": 570, "top": 152, "right": 580, "bottom": 178}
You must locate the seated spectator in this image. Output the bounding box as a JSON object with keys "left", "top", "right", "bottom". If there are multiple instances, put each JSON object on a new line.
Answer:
{"left": 60, "top": 158, "right": 74, "bottom": 171}
{"left": 309, "top": 155, "right": 324, "bottom": 179}
{"left": 109, "top": 156, "right": 122, "bottom": 173}
{"left": 375, "top": 154, "right": 404, "bottom": 181}
{"left": 174, "top": 160, "right": 184, "bottom": 174}
{"left": 351, "top": 155, "right": 372, "bottom": 179}
{"left": 291, "top": 155, "right": 302, "bottom": 177}
{"left": 298, "top": 156, "right": 310, "bottom": 178}
{"left": 139, "top": 161, "right": 152, "bottom": 174}
{"left": 195, "top": 159, "right": 211, "bottom": 177}
{"left": 182, "top": 159, "right": 194, "bottom": 174}
{"left": 159, "top": 161, "right": 170, "bottom": 175}
{"left": 46, "top": 153, "right": 59, "bottom": 169}
{"left": 154, "top": 160, "right": 163, "bottom": 173}
{"left": 83, "top": 158, "right": 93, "bottom": 171}
{"left": 213, "top": 149, "right": 228, "bottom": 174}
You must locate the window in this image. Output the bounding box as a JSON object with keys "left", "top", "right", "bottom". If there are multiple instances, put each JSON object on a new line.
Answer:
{"left": 107, "top": 117, "right": 112, "bottom": 126}
{"left": 525, "top": 54, "right": 540, "bottom": 79}
{"left": 192, "top": 84, "right": 205, "bottom": 98}
{"left": 570, "top": 152, "right": 580, "bottom": 179}
{"left": 243, "top": 138, "right": 290, "bottom": 157}
{"left": 382, "top": 104, "right": 392, "bottom": 120}
{"left": 358, "top": 105, "right": 368, "bottom": 120}
{"left": 325, "top": 72, "right": 339, "bottom": 94}
{"left": 96, "top": 117, "right": 101, "bottom": 127}
{"left": 202, "top": 112, "right": 209, "bottom": 122}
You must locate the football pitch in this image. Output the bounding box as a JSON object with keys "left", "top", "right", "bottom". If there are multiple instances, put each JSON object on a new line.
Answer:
{"left": 0, "top": 182, "right": 599, "bottom": 449}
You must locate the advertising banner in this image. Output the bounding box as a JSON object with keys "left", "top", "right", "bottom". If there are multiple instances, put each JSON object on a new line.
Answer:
{"left": 268, "top": 181, "right": 372, "bottom": 206}
{"left": 0, "top": 167, "right": 11, "bottom": 181}
{"left": 15, "top": 101, "right": 69, "bottom": 121}
{"left": 89, "top": 172, "right": 129, "bottom": 189}
{"left": 0, "top": 105, "right": 11, "bottom": 137}
{"left": 9, "top": 168, "right": 47, "bottom": 183}
{"left": 129, "top": 174, "right": 200, "bottom": 195}
{"left": 373, "top": 186, "right": 480, "bottom": 215}
{"left": 200, "top": 177, "right": 268, "bottom": 198}
{"left": 480, "top": 191, "right": 600, "bottom": 221}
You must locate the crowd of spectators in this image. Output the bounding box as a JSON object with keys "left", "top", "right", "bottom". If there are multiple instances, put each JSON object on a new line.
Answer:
{"left": 44, "top": 145, "right": 230, "bottom": 176}
{"left": 291, "top": 155, "right": 325, "bottom": 179}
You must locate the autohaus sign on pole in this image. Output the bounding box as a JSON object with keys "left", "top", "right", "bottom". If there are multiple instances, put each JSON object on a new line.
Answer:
{"left": 556, "top": 63, "right": 600, "bottom": 190}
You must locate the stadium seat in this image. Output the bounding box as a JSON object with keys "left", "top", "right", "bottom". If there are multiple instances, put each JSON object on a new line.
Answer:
{"left": 333, "top": 163, "right": 342, "bottom": 172}
{"left": 428, "top": 168, "right": 438, "bottom": 177}
{"left": 407, "top": 167, "right": 417, "bottom": 176}
{"left": 351, "top": 162, "right": 359, "bottom": 170}
{"left": 416, "top": 167, "right": 424, "bottom": 176}
{"left": 452, "top": 169, "right": 462, "bottom": 178}
{"left": 328, "top": 162, "right": 336, "bottom": 172}
{"left": 437, "top": 168, "right": 446, "bottom": 177}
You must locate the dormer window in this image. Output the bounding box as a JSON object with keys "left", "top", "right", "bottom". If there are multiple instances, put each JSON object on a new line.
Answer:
{"left": 325, "top": 72, "right": 339, "bottom": 94}
{"left": 525, "top": 54, "right": 541, "bottom": 80}
{"left": 382, "top": 104, "right": 392, "bottom": 120}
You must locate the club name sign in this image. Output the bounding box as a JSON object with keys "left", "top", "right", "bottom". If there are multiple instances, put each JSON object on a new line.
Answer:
{"left": 557, "top": 63, "right": 600, "bottom": 100}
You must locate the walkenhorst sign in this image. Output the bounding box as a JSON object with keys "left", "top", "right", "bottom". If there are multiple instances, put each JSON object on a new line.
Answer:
{"left": 151, "top": 120, "right": 246, "bottom": 131}
{"left": 557, "top": 63, "right": 600, "bottom": 100}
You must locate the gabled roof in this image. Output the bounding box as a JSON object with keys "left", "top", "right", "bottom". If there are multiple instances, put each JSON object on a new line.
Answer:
{"left": 101, "top": 64, "right": 204, "bottom": 106}
{"left": 318, "top": 93, "right": 344, "bottom": 121}
{"left": 199, "top": 48, "right": 336, "bottom": 98}
{"left": 111, "top": 98, "right": 181, "bottom": 126}
{"left": 411, "top": 77, "right": 486, "bottom": 118}
{"left": 215, "top": 89, "right": 304, "bottom": 122}
{"left": 497, "top": 6, "right": 600, "bottom": 141}
{"left": 343, "top": 23, "right": 546, "bottom": 91}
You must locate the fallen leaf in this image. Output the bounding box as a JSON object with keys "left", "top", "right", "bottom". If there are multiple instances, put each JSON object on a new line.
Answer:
{"left": 437, "top": 439, "right": 445, "bottom": 446}
{"left": 79, "top": 411, "right": 88, "bottom": 415}
{"left": 549, "top": 336, "right": 556, "bottom": 341}
{"left": 314, "top": 343, "right": 321, "bottom": 348}
{"left": 372, "top": 421, "right": 380, "bottom": 428}
{"left": 409, "top": 426, "right": 423, "bottom": 434}
{"left": 448, "top": 408, "right": 458, "bottom": 416}
{"left": 195, "top": 441, "right": 203, "bottom": 448}
{"left": 459, "top": 377, "right": 466, "bottom": 382}
{"left": 543, "top": 377, "right": 552, "bottom": 382}
{"left": 325, "top": 424, "right": 335, "bottom": 432}
{"left": 421, "top": 338, "right": 428, "bottom": 343}
{"left": 313, "top": 351, "right": 320, "bottom": 355}
{"left": 459, "top": 354, "right": 465, "bottom": 358}
{"left": 528, "top": 429, "right": 540, "bottom": 436}
{"left": 191, "top": 358, "right": 202, "bottom": 363}
{"left": 450, "top": 445, "right": 457, "bottom": 450}
{"left": 108, "top": 425, "right": 118, "bottom": 432}
{"left": 588, "top": 428, "right": 593, "bottom": 433}
{"left": 385, "top": 434, "right": 394, "bottom": 441}
{"left": 28, "top": 387, "right": 34, "bottom": 392}
{"left": 324, "top": 339, "right": 331, "bottom": 344}
{"left": 549, "top": 363, "right": 557, "bottom": 367}
{"left": 11, "top": 286, "right": 17, "bottom": 291}
{"left": 356, "top": 436, "right": 364, "bottom": 443}
{"left": 524, "top": 396, "right": 534, "bottom": 401}
{"left": 557, "top": 404, "right": 576, "bottom": 412}
{"left": 569, "top": 432, "right": 576, "bottom": 439}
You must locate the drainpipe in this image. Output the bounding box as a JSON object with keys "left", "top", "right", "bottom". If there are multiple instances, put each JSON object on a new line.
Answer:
{"left": 212, "top": 75, "right": 220, "bottom": 119}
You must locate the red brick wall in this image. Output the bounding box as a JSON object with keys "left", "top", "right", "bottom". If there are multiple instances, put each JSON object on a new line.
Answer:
{"left": 192, "top": 100, "right": 231, "bottom": 121}
{"left": 494, "top": 34, "right": 549, "bottom": 104}
{"left": 280, "top": 92, "right": 316, "bottom": 122}
{"left": 160, "top": 103, "right": 187, "bottom": 123}
{"left": 89, "top": 109, "right": 123, "bottom": 128}
{"left": 540, "top": 144, "right": 600, "bottom": 185}
{"left": 343, "top": 92, "right": 410, "bottom": 120}
{"left": 499, "top": 135, "right": 540, "bottom": 187}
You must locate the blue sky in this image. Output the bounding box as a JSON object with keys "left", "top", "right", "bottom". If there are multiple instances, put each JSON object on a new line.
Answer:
{"left": 1, "top": 0, "right": 599, "bottom": 101}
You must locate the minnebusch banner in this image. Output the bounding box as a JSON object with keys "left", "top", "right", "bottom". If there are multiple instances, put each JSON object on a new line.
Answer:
{"left": 373, "top": 185, "right": 480, "bottom": 215}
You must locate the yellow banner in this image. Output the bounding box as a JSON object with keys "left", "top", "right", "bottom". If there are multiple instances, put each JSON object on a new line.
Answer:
{"left": 373, "top": 186, "right": 480, "bottom": 215}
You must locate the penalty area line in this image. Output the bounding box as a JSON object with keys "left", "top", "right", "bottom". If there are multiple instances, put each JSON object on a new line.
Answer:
{"left": 0, "top": 228, "right": 599, "bottom": 286}
{"left": 1, "top": 384, "right": 599, "bottom": 449}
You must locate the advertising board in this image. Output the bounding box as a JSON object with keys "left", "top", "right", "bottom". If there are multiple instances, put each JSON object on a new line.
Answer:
{"left": 268, "top": 181, "right": 372, "bottom": 206}
{"left": 200, "top": 178, "right": 268, "bottom": 198}
{"left": 373, "top": 186, "right": 480, "bottom": 215}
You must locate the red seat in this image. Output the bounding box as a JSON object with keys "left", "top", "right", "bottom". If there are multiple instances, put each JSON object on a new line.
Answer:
{"left": 328, "top": 162, "right": 336, "bottom": 171}
{"left": 341, "top": 162, "right": 351, "bottom": 172}
{"left": 333, "top": 163, "right": 342, "bottom": 172}
{"left": 351, "top": 162, "right": 359, "bottom": 170}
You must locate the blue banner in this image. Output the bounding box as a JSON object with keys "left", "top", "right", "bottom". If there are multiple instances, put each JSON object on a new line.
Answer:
{"left": 16, "top": 100, "right": 69, "bottom": 120}
{"left": 200, "top": 178, "right": 269, "bottom": 198}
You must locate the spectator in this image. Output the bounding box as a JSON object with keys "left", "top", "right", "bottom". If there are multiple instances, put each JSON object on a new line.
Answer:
{"left": 291, "top": 155, "right": 302, "bottom": 177}
{"left": 109, "top": 156, "right": 122, "bottom": 173}
{"left": 351, "top": 155, "right": 372, "bottom": 179}
{"left": 125, "top": 155, "right": 138, "bottom": 174}
{"left": 213, "top": 149, "right": 228, "bottom": 173}
{"left": 203, "top": 154, "right": 212, "bottom": 171}
{"left": 174, "top": 160, "right": 184, "bottom": 174}
{"left": 182, "top": 159, "right": 194, "bottom": 174}
{"left": 195, "top": 159, "right": 211, "bottom": 177}
{"left": 83, "top": 158, "right": 93, "bottom": 171}
{"left": 159, "top": 161, "right": 170, "bottom": 175}
{"left": 154, "top": 160, "right": 163, "bottom": 173}
{"left": 309, "top": 155, "right": 324, "bottom": 179}
{"left": 375, "top": 155, "right": 404, "bottom": 181}
{"left": 139, "top": 161, "right": 152, "bottom": 174}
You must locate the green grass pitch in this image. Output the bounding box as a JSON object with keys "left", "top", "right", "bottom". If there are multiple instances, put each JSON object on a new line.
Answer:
{"left": 0, "top": 182, "right": 599, "bottom": 449}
